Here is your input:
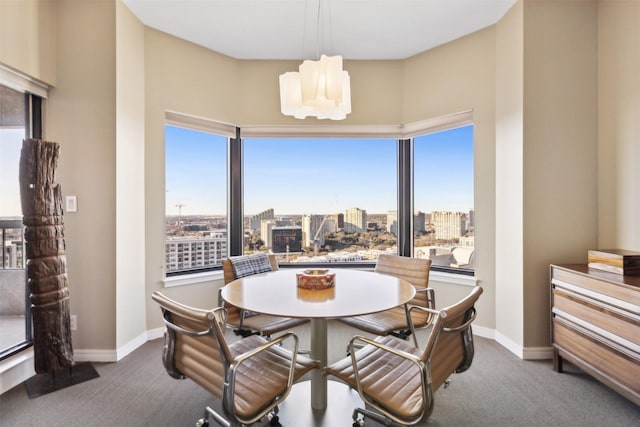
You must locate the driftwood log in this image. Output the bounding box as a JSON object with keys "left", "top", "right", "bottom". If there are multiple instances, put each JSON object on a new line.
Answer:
{"left": 19, "top": 138, "right": 73, "bottom": 373}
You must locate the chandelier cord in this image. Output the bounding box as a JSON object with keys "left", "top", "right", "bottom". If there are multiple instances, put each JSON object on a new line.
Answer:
{"left": 315, "top": 0, "right": 321, "bottom": 60}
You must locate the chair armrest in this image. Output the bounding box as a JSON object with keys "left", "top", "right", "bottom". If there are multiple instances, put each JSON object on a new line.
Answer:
{"left": 414, "top": 287, "right": 436, "bottom": 309}
{"left": 233, "top": 332, "right": 299, "bottom": 366}
{"left": 405, "top": 305, "right": 439, "bottom": 346}
{"left": 407, "top": 305, "right": 439, "bottom": 322}
{"left": 224, "top": 332, "right": 301, "bottom": 424}
{"left": 348, "top": 335, "right": 423, "bottom": 367}
{"left": 441, "top": 307, "right": 477, "bottom": 333}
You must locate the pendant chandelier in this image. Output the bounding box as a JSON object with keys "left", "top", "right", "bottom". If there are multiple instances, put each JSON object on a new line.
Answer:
{"left": 279, "top": 1, "right": 351, "bottom": 120}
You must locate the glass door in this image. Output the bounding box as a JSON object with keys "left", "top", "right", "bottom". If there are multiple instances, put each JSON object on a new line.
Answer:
{"left": 0, "top": 83, "right": 36, "bottom": 359}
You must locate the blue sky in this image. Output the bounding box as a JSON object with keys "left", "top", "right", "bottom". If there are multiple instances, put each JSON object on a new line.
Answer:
{"left": 166, "top": 124, "right": 474, "bottom": 216}
{"left": 0, "top": 129, "right": 26, "bottom": 217}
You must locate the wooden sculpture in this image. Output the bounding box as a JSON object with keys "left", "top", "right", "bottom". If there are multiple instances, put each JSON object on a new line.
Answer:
{"left": 19, "top": 138, "right": 73, "bottom": 373}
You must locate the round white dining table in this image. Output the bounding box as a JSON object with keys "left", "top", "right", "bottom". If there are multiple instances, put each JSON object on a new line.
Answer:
{"left": 220, "top": 268, "right": 416, "bottom": 412}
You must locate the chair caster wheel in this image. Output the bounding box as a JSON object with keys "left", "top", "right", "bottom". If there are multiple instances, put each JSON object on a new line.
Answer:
{"left": 269, "top": 414, "right": 281, "bottom": 426}
{"left": 195, "top": 418, "right": 208, "bottom": 427}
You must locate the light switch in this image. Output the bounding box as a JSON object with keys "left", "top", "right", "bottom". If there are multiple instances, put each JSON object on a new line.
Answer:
{"left": 66, "top": 195, "right": 77, "bottom": 212}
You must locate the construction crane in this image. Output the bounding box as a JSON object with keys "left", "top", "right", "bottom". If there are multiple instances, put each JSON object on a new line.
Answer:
{"left": 175, "top": 204, "right": 186, "bottom": 230}
{"left": 312, "top": 216, "right": 329, "bottom": 257}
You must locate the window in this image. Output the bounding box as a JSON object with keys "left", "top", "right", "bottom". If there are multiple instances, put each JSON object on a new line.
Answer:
{"left": 164, "top": 124, "right": 228, "bottom": 275}
{"left": 164, "top": 113, "right": 475, "bottom": 278}
{"left": 243, "top": 138, "right": 397, "bottom": 264}
{"left": 414, "top": 125, "right": 474, "bottom": 273}
{"left": 0, "top": 82, "right": 42, "bottom": 359}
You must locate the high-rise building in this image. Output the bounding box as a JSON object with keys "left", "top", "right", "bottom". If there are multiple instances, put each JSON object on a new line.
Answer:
{"left": 260, "top": 219, "right": 278, "bottom": 249}
{"left": 387, "top": 210, "right": 425, "bottom": 234}
{"left": 302, "top": 214, "right": 326, "bottom": 248}
{"left": 344, "top": 207, "right": 367, "bottom": 233}
{"left": 271, "top": 226, "right": 302, "bottom": 254}
{"left": 387, "top": 210, "right": 397, "bottom": 234}
{"left": 324, "top": 217, "right": 337, "bottom": 234}
{"left": 414, "top": 211, "right": 426, "bottom": 233}
{"left": 2, "top": 241, "right": 19, "bottom": 269}
{"left": 249, "top": 208, "right": 274, "bottom": 231}
{"left": 432, "top": 211, "right": 467, "bottom": 240}
{"left": 165, "top": 230, "right": 227, "bottom": 272}
{"left": 331, "top": 213, "right": 344, "bottom": 230}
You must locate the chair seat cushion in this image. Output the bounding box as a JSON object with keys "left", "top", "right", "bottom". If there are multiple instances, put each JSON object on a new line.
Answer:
{"left": 339, "top": 307, "right": 409, "bottom": 335}
{"left": 324, "top": 335, "right": 425, "bottom": 421}
{"left": 229, "top": 335, "right": 320, "bottom": 419}
{"left": 241, "top": 315, "right": 309, "bottom": 336}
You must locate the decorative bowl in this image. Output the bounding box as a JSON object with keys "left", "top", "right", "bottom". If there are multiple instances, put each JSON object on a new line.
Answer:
{"left": 296, "top": 269, "right": 335, "bottom": 290}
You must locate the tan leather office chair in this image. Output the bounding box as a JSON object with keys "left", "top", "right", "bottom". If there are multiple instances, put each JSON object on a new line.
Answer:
{"left": 152, "top": 291, "right": 320, "bottom": 427}
{"left": 219, "top": 254, "right": 309, "bottom": 337}
{"left": 339, "top": 254, "right": 434, "bottom": 346}
{"left": 325, "top": 286, "right": 483, "bottom": 426}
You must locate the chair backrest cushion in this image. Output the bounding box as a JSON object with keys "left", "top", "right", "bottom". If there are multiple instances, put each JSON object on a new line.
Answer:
{"left": 229, "top": 253, "right": 273, "bottom": 278}
{"left": 375, "top": 254, "right": 432, "bottom": 307}
{"left": 223, "top": 254, "right": 279, "bottom": 284}
{"left": 152, "top": 292, "right": 228, "bottom": 399}
{"left": 424, "top": 286, "right": 483, "bottom": 390}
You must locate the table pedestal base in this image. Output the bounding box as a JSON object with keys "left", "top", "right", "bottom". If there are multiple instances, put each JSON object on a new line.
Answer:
{"left": 276, "top": 380, "right": 364, "bottom": 426}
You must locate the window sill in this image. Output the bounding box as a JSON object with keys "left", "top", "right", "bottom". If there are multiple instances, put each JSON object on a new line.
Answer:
{"left": 162, "top": 268, "right": 476, "bottom": 288}
{"left": 429, "top": 270, "right": 477, "bottom": 287}
{"left": 164, "top": 270, "right": 224, "bottom": 287}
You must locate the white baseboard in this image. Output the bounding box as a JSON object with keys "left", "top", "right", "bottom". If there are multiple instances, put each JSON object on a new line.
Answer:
{"left": 73, "top": 349, "right": 118, "bottom": 363}
{"left": 147, "top": 327, "right": 165, "bottom": 341}
{"left": 472, "top": 324, "right": 494, "bottom": 340}
{"left": 522, "top": 346, "right": 554, "bottom": 360}
{"left": 0, "top": 348, "right": 35, "bottom": 395}
{"left": 494, "top": 330, "right": 553, "bottom": 360}
{"left": 74, "top": 329, "right": 167, "bottom": 363}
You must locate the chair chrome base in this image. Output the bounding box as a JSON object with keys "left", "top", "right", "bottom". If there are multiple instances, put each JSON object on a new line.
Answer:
{"left": 352, "top": 407, "right": 394, "bottom": 426}
{"left": 197, "top": 406, "right": 281, "bottom": 427}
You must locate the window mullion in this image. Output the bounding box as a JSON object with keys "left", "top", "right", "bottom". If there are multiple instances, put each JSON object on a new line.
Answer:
{"left": 228, "top": 128, "right": 243, "bottom": 256}
{"left": 397, "top": 138, "right": 413, "bottom": 257}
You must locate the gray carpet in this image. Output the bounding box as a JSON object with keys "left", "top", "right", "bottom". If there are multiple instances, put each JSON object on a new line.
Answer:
{"left": 1, "top": 329, "right": 638, "bottom": 426}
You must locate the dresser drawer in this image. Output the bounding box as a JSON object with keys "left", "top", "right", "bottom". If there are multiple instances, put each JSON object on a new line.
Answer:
{"left": 552, "top": 288, "right": 640, "bottom": 349}
{"left": 553, "top": 321, "right": 640, "bottom": 397}
{"left": 552, "top": 267, "right": 640, "bottom": 306}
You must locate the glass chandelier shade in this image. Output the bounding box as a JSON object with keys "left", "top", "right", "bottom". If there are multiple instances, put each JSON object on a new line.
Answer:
{"left": 279, "top": 54, "right": 351, "bottom": 120}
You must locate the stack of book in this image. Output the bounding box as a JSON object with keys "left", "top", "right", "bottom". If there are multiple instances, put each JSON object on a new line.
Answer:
{"left": 587, "top": 249, "right": 640, "bottom": 276}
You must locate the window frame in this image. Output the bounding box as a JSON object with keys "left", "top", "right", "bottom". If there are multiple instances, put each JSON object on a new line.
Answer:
{"left": 0, "top": 67, "right": 46, "bottom": 360}
{"left": 163, "top": 112, "right": 236, "bottom": 277}
{"left": 164, "top": 110, "right": 475, "bottom": 281}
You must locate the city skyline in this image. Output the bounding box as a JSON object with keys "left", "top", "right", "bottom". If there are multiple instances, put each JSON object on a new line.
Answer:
{"left": 165, "top": 125, "right": 474, "bottom": 216}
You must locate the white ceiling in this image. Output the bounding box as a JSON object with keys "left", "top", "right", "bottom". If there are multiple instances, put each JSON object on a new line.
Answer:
{"left": 123, "top": 0, "right": 516, "bottom": 60}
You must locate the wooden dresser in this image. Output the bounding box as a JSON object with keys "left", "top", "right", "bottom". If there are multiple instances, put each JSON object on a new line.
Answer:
{"left": 550, "top": 264, "right": 640, "bottom": 406}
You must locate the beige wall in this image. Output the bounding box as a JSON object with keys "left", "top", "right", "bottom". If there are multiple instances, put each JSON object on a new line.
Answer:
{"left": 115, "top": 0, "right": 146, "bottom": 349}
{"left": 598, "top": 0, "right": 640, "bottom": 250}
{"left": 46, "top": 0, "right": 118, "bottom": 350}
{"left": 403, "top": 28, "right": 497, "bottom": 331}
{"left": 495, "top": 0, "right": 525, "bottom": 347}
{"left": 522, "top": 0, "right": 599, "bottom": 349}
{"left": 0, "top": 0, "right": 56, "bottom": 85}
{"left": 143, "top": 28, "right": 241, "bottom": 330}
{"left": 1, "top": 0, "right": 638, "bottom": 367}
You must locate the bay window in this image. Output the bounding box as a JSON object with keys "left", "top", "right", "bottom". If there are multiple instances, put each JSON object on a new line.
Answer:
{"left": 164, "top": 113, "right": 474, "bottom": 279}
